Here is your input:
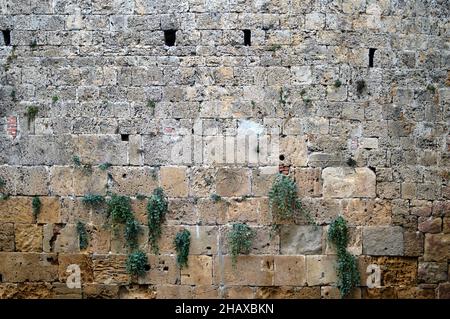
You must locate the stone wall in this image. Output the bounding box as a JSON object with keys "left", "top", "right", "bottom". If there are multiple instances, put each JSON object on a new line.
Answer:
{"left": 0, "top": 0, "right": 449, "bottom": 299}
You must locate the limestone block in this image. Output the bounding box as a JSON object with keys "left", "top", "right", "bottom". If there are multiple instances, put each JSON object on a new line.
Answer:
{"left": 418, "top": 217, "right": 442, "bottom": 233}
{"left": 221, "top": 226, "right": 278, "bottom": 255}
{"left": 160, "top": 166, "right": 188, "bottom": 197}
{"left": 37, "top": 196, "right": 62, "bottom": 224}
{"left": 188, "top": 166, "right": 216, "bottom": 197}
{"left": 279, "top": 135, "right": 308, "bottom": 166}
{"left": 155, "top": 285, "right": 192, "bottom": 299}
{"left": 214, "top": 256, "right": 274, "bottom": 286}
{"left": 0, "top": 223, "right": 15, "bottom": 251}
{"left": 138, "top": 255, "right": 179, "bottom": 285}
{"left": 306, "top": 255, "right": 337, "bottom": 286}
{"left": 424, "top": 234, "right": 450, "bottom": 262}
{"left": 181, "top": 255, "right": 213, "bottom": 285}
{"left": 196, "top": 198, "right": 228, "bottom": 225}
{"left": 216, "top": 168, "right": 250, "bottom": 197}
{"left": 280, "top": 225, "right": 322, "bottom": 255}
{"left": 223, "top": 286, "right": 255, "bottom": 299}
{"left": 73, "top": 167, "right": 107, "bottom": 196}
{"left": 403, "top": 231, "right": 424, "bottom": 257}
{"left": 49, "top": 166, "right": 73, "bottom": 195}
{"left": 109, "top": 166, "right": 159, "bottom": 196}
{"left": 362, "top": 226, "right": 404, "bottom": 256}
{"left": 83, "top": 284, "right": 119, "bottom": 299}
{"left": 322, "top": 167, "right": 376, "bottom": 198}
{"left": 73, "top": 135, "right": 128, "bottom": 166}
{"left": 341, "top": 199, "right": 391, "bottom": 226}
{"left": 252, "top": 167, "right": 277, "bottom": 196}
{"left": 376, "top": 257, "right": 417, "bottom": 287}
{"left": 294, "top": 168, "right": 322, "bottom": 197}
{"left": 321, "top": 286, "right": 361, "bottom": 299}
{"left": 166, "top": 199, "right": 197, "bottom": 225}
{"left": 58, "top": 254, "right": 94, "bottom": 284}
{"left": 418, "top": 262, "right": 448, "bottom": 284}
{"left": 54, "top": 224, "right": 79, "bottom": 253}
{"left": 92, "top": 254, "right": 129, "bottom": 285}
{"left": 274, "top": 256, "right": 306, "bottom": 286}
{"left": 0, "top": 197, "right": 33, "bottom": 223}
{"left": 15, "top": 224, "right": 42, "bottom": 252}
{"left": 185, "top": 226, "right": 218, "bottom": 255}
{"left": 16, "top": 166, "right": 49, "bottom": 195}
{"left": 0, "top": 252, "right": 58, "bottom": 282}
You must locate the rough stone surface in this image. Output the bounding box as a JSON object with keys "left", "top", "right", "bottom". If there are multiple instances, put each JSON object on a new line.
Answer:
{"left": 280, "top": 225, "right": 322, "bottom": 255}
{"left": 322, "top": 168, "right": 376, "bottom": 198}
{"left": 362, "top": 226, "right": 404, "bottom": 256}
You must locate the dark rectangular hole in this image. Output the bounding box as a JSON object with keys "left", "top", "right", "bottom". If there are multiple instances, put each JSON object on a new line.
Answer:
{"left": 121, "top": 134, "right": 129, "bottom": 142}
{"left": 164, "top": 29, "right": 176, "bottom": 46}
{"left": 243, "top": 29, "right": 251, "bottom": 46}
{"left": 2, "top": 30, "right": 11, "bottom": 46}
{"left": 369, "top": 48, "right": 376, "bottom": 67}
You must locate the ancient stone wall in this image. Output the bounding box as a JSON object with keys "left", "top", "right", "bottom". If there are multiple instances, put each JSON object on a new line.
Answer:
{"left": 0, "top": 0, "right": 449, "bottom": 299}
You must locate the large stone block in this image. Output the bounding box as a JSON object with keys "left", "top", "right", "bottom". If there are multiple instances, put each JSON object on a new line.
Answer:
{"left": 274, "top": 256, "right": 306, "bottom": 286}
{"left": 216, "top": 168, "right": 250, "bottom": 197}
{"left": 196, "top": 198, "right": 228, "bottom": 225}
{"left": 14, "top": 224, "right": 42, "bottom": 252}
{"left": 37, "top": 196, "right": 62, "bottom": 224}
{"left": 15, "top": 166, "right": 49, "bottom": 195}
{"left": 0, "top": 223, "right": 14, "bottom": 251}
{"left": 220, "top": 226, "right": 278, "bottom": 255}
{"left": 362, "top": 226, "right": 404, "bottom": 256}
{"left": 73, "top": 135, "right": 128, "bottom": 165}
{"left": 188, "top": 167, "right": 216, "bottom": 197}
{"left": 280, "top": 225, "right": 322, "bottom": 255}
{"left": 214, "top": 256, "right": 274, "bottom": 286}
{"left": 160, "top": 166, "right": 188, "bottom": 197}
{"left": 294, "top": 168, "right": 322, "bottom": 197}
{"left": 83, "top": 284, "right": 119, "bottom": 299}
{"left": 109, "top": 166, "right": 159, "bottom": 196}
{"left": 181, "top": 255, "right": 213, "bottom": 285}
{"left": 58, "top": 254, "right": 94, "bottom": 284}
{"left": 92, "top": 254, "right": 129, "bottom": 285}
{"left": 279, "top": 135, "right": 308, "bottom": 166}
{"left": 376, "top": 257, "right": 417, "bottom": 287}
{"left": 418, "top": 262, "right": 448, "bottom": 284}
{"left": 306, "top": 255, "right": 337, "bottom": 286}
{"left": 252, "top": 167, "right": 277, "bottom": 197}
{"left": 73, "top": 167, "right": 107, "bottom": 196}
{"left": 0, "top": 197, "right": 33, "bottom": 223}
{"left": 342, "top": 199, "right": 391, "bottom": 226}
{"left": 424, "top": 234, "right": 450, "bottom": 262}
{"left": 255, "top": 287, "right": 321, "bottom": 299}
{"left": 49, "top": 166, "right": 73, "bottom": 195}
{"left": 0, "top": 252, "right": 58, "bottom": 282}
{"left": 322, "top": 167, "right": 376, "bottom": 198}
{"left": 138, "top": 255, "right": 179, "bottom": 285}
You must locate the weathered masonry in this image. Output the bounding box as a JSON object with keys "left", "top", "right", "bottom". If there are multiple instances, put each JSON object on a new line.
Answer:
{"left": 0, "top": 0, "right": 449, "bottom": 299}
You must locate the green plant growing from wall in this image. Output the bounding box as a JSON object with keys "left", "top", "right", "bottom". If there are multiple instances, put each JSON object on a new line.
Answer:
{"left": 72, "top": 155, "right": 92, "bottom": 174}
{"left": 107, "top": 194, "right": 133, "bottom": 224}
{"left": 356, "top": 80, "right": 366, "bottom": 95}
{"left": 228, "top": 223, "right": 255, "bottom": 268}
{"left": 76, "top": 221, "right": 89, "bottom": 250}
{"left": 136, "top": 193, "right": 146, "bottom": 200}
{"left": 52, "top": 95, "right": 59, "bottom": 103}
{"left": 0, "top": 178, "right": 9, "bottom": 201}
{"left": 279, "top": 88, "right": 287, "bottom": 106}
{"left": 147, "top": 187, "right": 168, "bottom": 254}
{"left": 25, "top": 106, "right": 38, "bottom": 129}
{"left": 99, "top": 162, "right": 112, "bottom": 171}
{"left": 30, "top": 39, "right": 37, "bottom": 49}
{"left": 174, "top": 229, "right": 190, "bottom": 269}
{"left": 210, "top": 193, "right": 222, "bottom": 203}
{"left": 268, "top": 44, "right": 282, "bottom": 52}
{"left": 334, "top": 79, "right": 342, "bottom": 88}
{"left": 125, "top": 218, "right": 140, "bottom": 250}
{"left": 147, "top": 99, "right": 156, "bottom": 111}
{"left": 427, "top": 84, "right": 436, "bottom": 93}
{"left": 126, "top": 250, "right": 148, "bottom": 276}
{"left": 269, "top": 174, "right": 302, "bottom": 221}
{"left": 0, "top": 177, "right": 5, "bottom": 189}
{"left": 346, "top": 157, "right": 357, "bottom": 167}
{"left": 32, "top": 196, "right": 41, "bottom": 221}
{"left": 82, "top": 194, "right": 105, "bottom": 206}
{"left": 72, "top": 155, "right": 82, "bottom": 167}
{"left": 328, "top": 216, "right": 360, "bottom": 298}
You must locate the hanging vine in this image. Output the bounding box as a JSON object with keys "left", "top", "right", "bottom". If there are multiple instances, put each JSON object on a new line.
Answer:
{"left": 174, "top": 229, "right": 191, "bottom": 269}
{"left": 147, "top": 187, "right": 168, "bottom": 254}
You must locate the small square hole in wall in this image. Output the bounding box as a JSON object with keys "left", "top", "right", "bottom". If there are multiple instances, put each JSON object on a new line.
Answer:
{"left": 121, "top": 134, "right": 129, "bottom": 142}
{"left": 2, "top": 30, "right": 11, "bottom": 46}
{"left": 369, "top": 48, "right": 376, "bottom": 68}
{"left": 243, "top": 29, "right": 251, "bottom": 46}
{"left": 164, "top": 29, "right": 177, "bottom": 46}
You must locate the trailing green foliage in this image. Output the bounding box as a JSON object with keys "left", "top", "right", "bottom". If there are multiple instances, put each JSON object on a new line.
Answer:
{"left": 0, "top": 177, "right": 6, "bottom": 189}
{"left": 25, "top": 106, "right": 38, "bottom": 128}
{"left": 427, "top": 84, "right": 436, "bottom": 93}
{"left": 99, "top": 162, "right": 112, "bottom": 171}
{"left": 328, "top": 216, "right": 360, "bottom": 298}
{"left": 147, "top": 99, "right": 156, "bottom": 110}
{"left": 174, "top": 229, "right": 190, "bottom": 269}
{"left": 82, "top": 194, "right": 105, "bottom": 206}
{"left": 72, "top": 155, "right": 82, "bottom": 166}
{"left": 30, "top": 39, "right": 37, "bottom": 48}
{"left": 32, "top": 196, "right": 41, "bottom": 221}
{"left": 147, "top": 187, "right": 168, "bottom": 254}
{"left": 126, "top": 250, "right": 148, "bottom": 276}
{"left": 210, "top": 193, "right": 222, "bottom": 203}
{"left": 136, "top": 193, "right": 146, "bottom": 200}
{"left": 228, "top": 223, "right": 255, "bottom": 268}
{"left": 268, "top": 174, "right": 302, "bottom": 221}
{"left": 125, "top": 218, "right": 140, "bottom": 250}
{"left": 107, "top": 194, "right": 133, "bottom": 224}
{"left": 52, "top": 95, "right": 59, "bottom": 103}
{"left": 346, "top": 158, "right": 357, "bottom": 167}
{"left": 76, "top": 221, "right": 89, "bottom": 250}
